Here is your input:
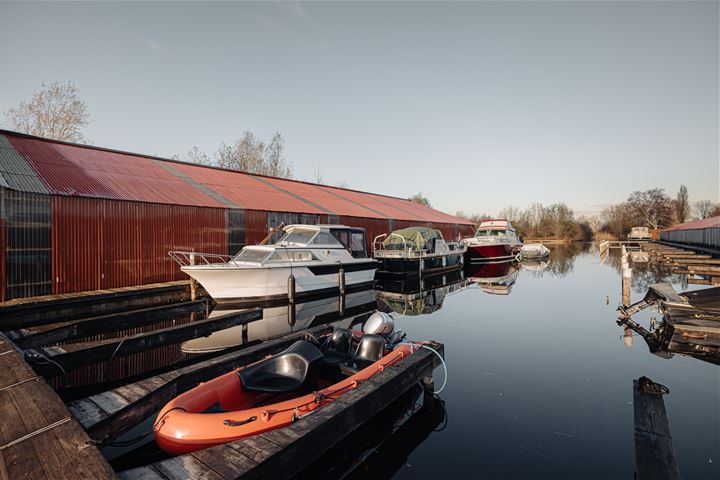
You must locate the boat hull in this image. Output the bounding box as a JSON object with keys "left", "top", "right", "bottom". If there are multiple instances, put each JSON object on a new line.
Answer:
{"left": 376, "top": 252, "right": 464, "bottom": 276}
{"left": 182, "top": 261, "right": 378, "bottom": 307}
{"left": 464, "top": 244, "right": 515, "bottom": 262}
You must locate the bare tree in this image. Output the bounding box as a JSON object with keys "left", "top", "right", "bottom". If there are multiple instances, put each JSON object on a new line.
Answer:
{"left": 313, "top": 168, "right": 325, "bottom": 185}
{"left": 673, "top": 184, "right": 691, "bottom": 224}
{"left": 172, "top": 146, "right": 214, "bottom": 166}
{"left": 626, "top": 189, "right": 673, "bottom": 229}
{"left": 5, "top": 81, "right": 90, "bottom": 142}
{"left": 214, "top": 131, "right": 293, "bottom": 178}
{"left": 694, "top": 200, "right": 718, "bottom": 219}
{"left": 409, "top": 193, "right": 431, "bottom": 208}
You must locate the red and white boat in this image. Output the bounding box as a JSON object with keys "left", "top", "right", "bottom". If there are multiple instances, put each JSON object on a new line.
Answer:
{"left": 462, "top": 220, "right": 521, "bottom": 263}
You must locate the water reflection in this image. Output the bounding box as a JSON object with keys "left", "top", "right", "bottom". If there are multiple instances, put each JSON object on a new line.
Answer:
{"left": 375, "top": 269, "right": 466, "bottom": 315}
{"left": 465, "top": 261, "right": 519, "bottom": 295}
{"left": 604, "top": 248, "right": 688, "bottom": 293}
{"left": 181, "top": 289, "right": 377, "bottom": 353}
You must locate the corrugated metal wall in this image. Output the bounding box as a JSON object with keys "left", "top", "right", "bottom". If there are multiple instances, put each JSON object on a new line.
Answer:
{"left": 0, "top": 188, "right": 52, "bottom": 300}
{"left": 52, "top": 197, "right": 226, "bottom": 293}
{"left": 245, "top": 209, "right": 269, "bottom": 245}
{"left": 660, "top": 228, "right": 720, "bottom": 249}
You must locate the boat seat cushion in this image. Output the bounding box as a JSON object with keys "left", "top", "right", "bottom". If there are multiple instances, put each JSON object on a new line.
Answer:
{"left": 239, "top": 341, "right": 324, "bottom": 393}
{"left": 347, "top": 334, "right": 386, "bottom": 370}
{"left": 322, "top": 328, "right": 353, "bottom": 365}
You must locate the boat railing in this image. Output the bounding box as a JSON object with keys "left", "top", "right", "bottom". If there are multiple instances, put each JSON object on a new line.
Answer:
{"left": 373, "top": 233, "right": 422, "bottom": 258}
{"left": 168, "top": 250, "right": 234, "bottom": 267}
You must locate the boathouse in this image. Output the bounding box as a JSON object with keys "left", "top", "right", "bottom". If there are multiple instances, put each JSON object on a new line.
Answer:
{"left": 659, "top": 216, "right": 720, "bottom": 251}
{"left": 0, "top": 129, "right": 473, "bottom": 301}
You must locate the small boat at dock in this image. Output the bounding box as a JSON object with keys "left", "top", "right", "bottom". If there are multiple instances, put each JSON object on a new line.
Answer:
{"left": 170, "top": 224, "right": 378, "bottom": 307}
{"left": 519, "top": 243, "right": 550, "bottom": 259}
{"left": 462, "top": 220, "right": 522, "bottom": 263}
{"left": 373, "top": 227, "right": 465, "bottom": 276}
{"left": 154, "top": 321, "right": 419, "bottom": 455}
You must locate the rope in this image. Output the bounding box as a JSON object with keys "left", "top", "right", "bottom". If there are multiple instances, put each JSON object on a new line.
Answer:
{"left": 638, "top": 376, "right": 669, "bottom": 396}
{"left": 109, "top": 335, "right": 129, "bottom": 362}
{"left": 0, "top": 350, "right": 14, "bottom": 357}
{"left": 398, "top": 342, "right": 448, "bottom": 394}
{"left": 0, "top": 376, "right": 39, "bottom": 392}
{"left": 30, "top": 352, "right": 66, "bottom": 375}
{"left": 0, "top": 417, "right": 71, "bottom": 451}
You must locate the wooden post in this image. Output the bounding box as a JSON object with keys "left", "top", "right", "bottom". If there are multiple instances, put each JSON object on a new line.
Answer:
{"left": 421, "top": 375, "right": 435, "bottom": 408}
{"left": 622, "top": 267, "right": 632, "bottom": 307}
{"left": 189, "top": 253, "right": 197, "bottom": 301}
{"left": 623, "top": 325, "right": 633, "bottom": 347}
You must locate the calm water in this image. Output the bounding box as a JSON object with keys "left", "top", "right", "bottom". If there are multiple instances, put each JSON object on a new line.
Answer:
{"left": 109, "top": 243, "right": 719, "bottom": 478}
{"left": 375, "top": 244, "right": 719, "bottom": 479}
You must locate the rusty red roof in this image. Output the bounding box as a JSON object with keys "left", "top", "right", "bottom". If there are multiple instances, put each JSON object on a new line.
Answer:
{"left": 0, "top": 130, "right": 472, "bottom": 225}
{"left": 663, "top": 216, "right": 720, "bottom": 232}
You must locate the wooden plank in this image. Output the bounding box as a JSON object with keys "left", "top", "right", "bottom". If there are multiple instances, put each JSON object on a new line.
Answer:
{"left": 0, "top": 281, "right": 192, "bottom": 330}
{"left": 14, "top": 300, "right": 208, "bottom": 349}
{"left": 118, "top": 466, "right": 168, "bottom": 480}
{"left": 633, "top": 379, "right": 680, "bottom": 480}
{"left": 225, "top": 436, "right": 279, "bottom": 464}
{"left": 113, "top": 383, "right": 151, "bottom": 403}
{"left": 67, "top": 398, "right": 108, "bottom": 429}
{"left": 152, "top": 455, "right": 225, "bottom": 480}
{"left": 191, "top": 444, "right": 258, "bottom": 479}
{"left": 31, "top": 309, "right": 262, "bottom": 378}
{"left": 92, "top": 391, "right": 131, "bottom": 415}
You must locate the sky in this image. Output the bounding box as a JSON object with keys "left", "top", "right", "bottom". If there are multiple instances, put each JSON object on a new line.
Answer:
{"left": 0, "top": 1, "right": 718, "bottom": 217}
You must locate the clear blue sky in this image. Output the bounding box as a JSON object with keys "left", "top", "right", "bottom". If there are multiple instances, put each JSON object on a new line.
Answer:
{"left": 1, "top": 1, "right": 717, "bottom": 217}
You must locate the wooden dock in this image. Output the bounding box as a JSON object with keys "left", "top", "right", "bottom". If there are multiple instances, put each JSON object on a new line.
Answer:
{"left": 0, "top": 333, "right": 115, "bottom": 479}
{"left": 117, "top": 340, "right": 444, "bottom": 480}
{"left": 641, "top": 242, "right": 720, "bottom": 286}
{"left": 0, "top": 282, "right": 444, "bottom": 479}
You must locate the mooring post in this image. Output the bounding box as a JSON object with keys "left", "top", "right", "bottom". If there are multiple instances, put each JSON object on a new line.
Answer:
{"left": 622, "top": 267, "right": 632, "bottom": 307}
{"left": 189, "top": 253, "right": 197, "bottom": 301}
{"left": 623, "top": 325, "right": 634, "bottom": 347}
{"left": 421, "top": 375, "right": 435, "bottom": 408}
{"left": 338, "top": 268, "right": 345, "bottom": 295}
{"left": 288, "top": 303, "right": 296, "bottom": 327}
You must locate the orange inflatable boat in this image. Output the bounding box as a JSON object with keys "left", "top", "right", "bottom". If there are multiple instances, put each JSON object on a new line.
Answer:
{"left": 154, "top": 331, "right": 414, "bottom": 455}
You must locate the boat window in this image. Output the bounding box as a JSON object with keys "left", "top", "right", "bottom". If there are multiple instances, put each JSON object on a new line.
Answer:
{"left": 311, "top": 231, "right": 341, "bottom": 246}
{"left": 233, "top": 249, "right": 268, "bottom": 262}
{"left": 267, "top": 250, "right": 317, "bottom": 262}
{"left": 278, "top": 229, "right": 316, "bottom": 245}
{"left": 476, "top": 229, "right": 499, "bottom": 237}
{"left": 351, "top": 232, "right": 367, "bottom": 258}
{"left": 331, "top": 230, "right": 350, "bottom": 249}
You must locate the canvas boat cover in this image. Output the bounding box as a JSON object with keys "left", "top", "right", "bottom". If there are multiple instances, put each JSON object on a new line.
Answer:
{"left": 383, "top": 227, "right": 442, "bottom": 250}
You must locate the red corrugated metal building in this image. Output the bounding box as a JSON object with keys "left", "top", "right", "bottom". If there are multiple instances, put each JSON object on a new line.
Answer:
{"left": 0, "top": 130, "right": 474, "bottom": 301}
{"left": 660, "top": 216, "right": 720, "bottom": 250}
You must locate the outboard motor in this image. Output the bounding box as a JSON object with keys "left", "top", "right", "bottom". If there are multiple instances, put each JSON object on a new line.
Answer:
{"left": 363, "top": 312, "right": 395, "bottom": 336}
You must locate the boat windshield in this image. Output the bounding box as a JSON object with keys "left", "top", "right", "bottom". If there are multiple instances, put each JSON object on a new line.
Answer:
{"left": 266, "top": 250, "right": 318, "bottom": 262}
{"left": 233, "top": 249, "right": 268, "bottom": 263}
{"left": 277, "top": 229, "right": 317, "bottom": 245}
{"left": 475, "top": 229, "right": 509, "bottom": 237}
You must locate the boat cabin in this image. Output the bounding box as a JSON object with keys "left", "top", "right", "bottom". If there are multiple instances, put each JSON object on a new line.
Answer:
{"left": 263, "top": 224, "right": 369, "bottom": 258}
{"left": 474, "top": 219, "right": 516, "bottom": 238}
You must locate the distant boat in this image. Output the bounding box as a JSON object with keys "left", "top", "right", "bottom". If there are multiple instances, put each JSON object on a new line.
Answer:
{"left": 627, "top": 226, "right": 652, "bottom": 241}
{"left": 170, "top": 224, "right": 378, "bottom": 307}
{"left": 520, "top": 243, "right": 550, "bottom": 259}
{"left": 462, "top": 220, "right": 522, "bottom": 262}
{"left": 373, "top": 227, "right": 465, "bottom": 276}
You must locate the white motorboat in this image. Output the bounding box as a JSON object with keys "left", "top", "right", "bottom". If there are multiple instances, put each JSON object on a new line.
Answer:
{"left": 170, "top": 225, "right": 378, "bottom": 307}
{"left": 520, "top": 243, "right": 550, "bottom": 259}
{"left": 462, "top": 220, "right": 522, "bottom": 262}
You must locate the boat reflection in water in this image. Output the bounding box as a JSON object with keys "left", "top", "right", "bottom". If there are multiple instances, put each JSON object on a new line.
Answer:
{"left": 181, "top": 288, "right": 377, "bottom": 353}
{"left": 519, "top": 258, "right": 549, "bottom": 273}
{"left": 465, "top": 261, "right": 519, "bottom": 295}
{"left": 375, "top": 269, "right": 467, "bottom": 316}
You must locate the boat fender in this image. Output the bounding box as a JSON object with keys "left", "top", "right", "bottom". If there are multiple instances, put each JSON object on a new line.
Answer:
{"left": 223, "top": 416, "right": 257, "bottom": 427}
